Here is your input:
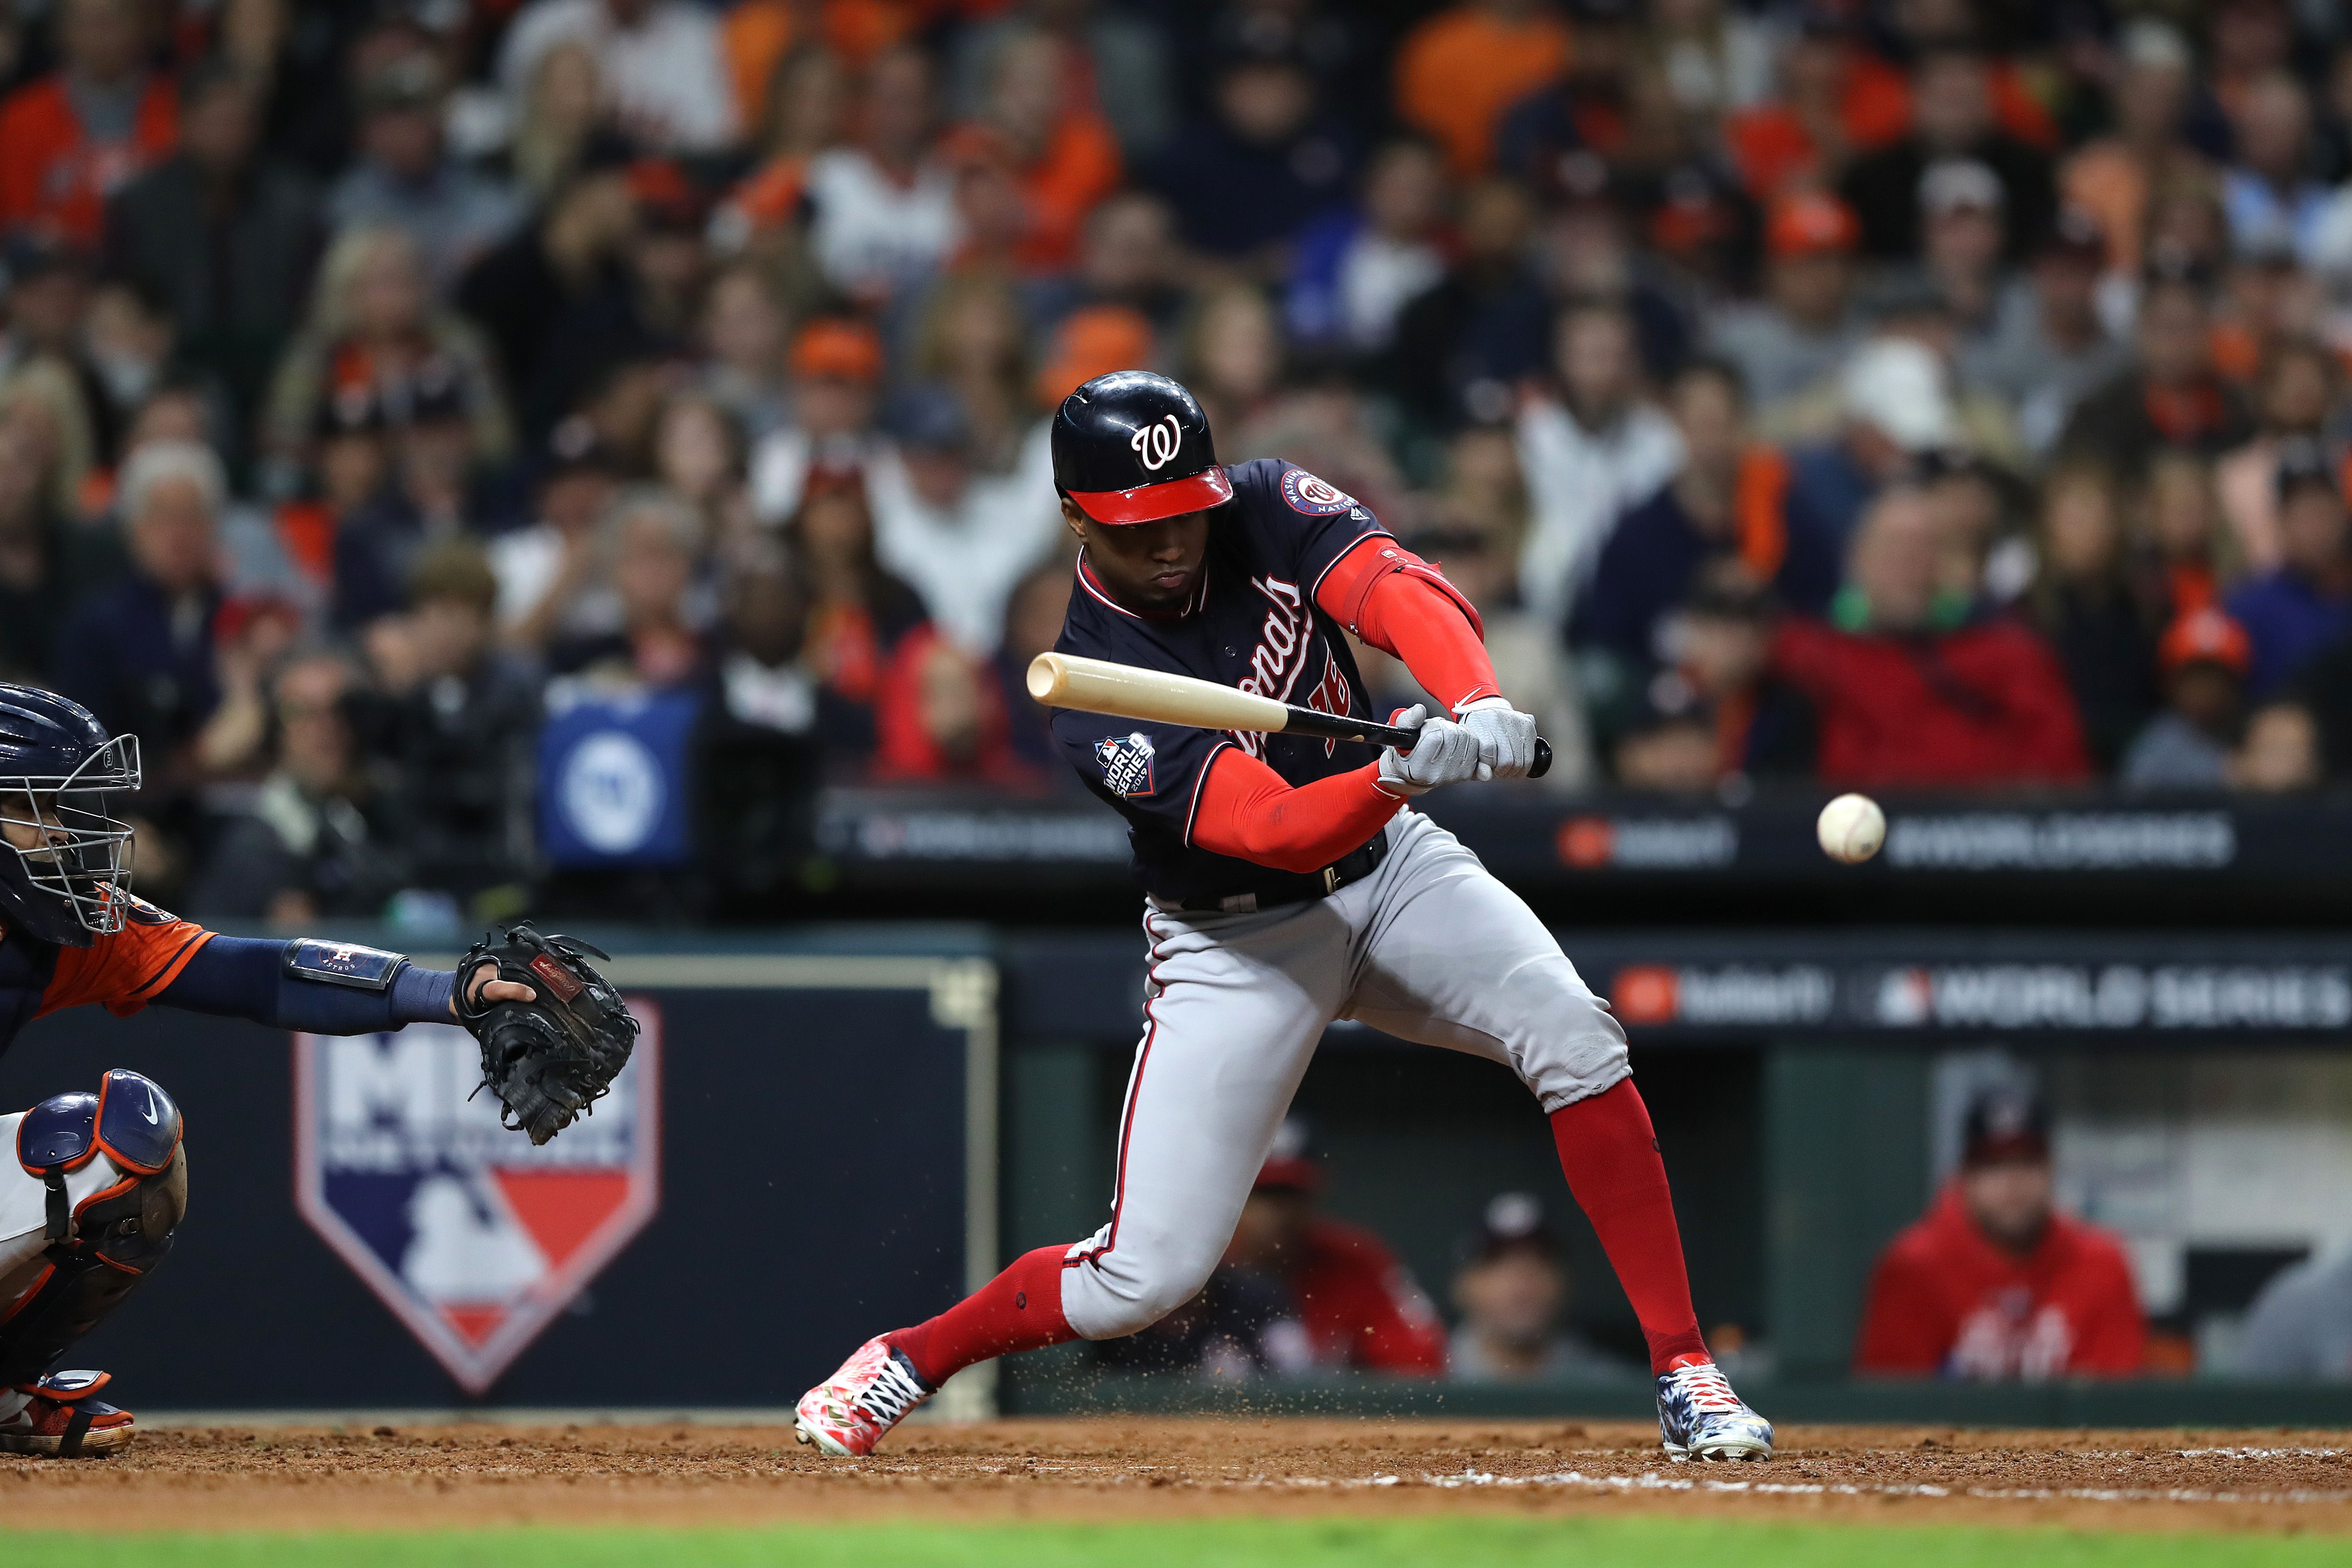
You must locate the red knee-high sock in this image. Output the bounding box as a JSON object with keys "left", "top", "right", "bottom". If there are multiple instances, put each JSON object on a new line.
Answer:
{"left": 1549, "top": 1079, "right": 1710, "bottom": 1375}
{"left": 887, "top": 1246, "right": 1077, "bottom": 1387}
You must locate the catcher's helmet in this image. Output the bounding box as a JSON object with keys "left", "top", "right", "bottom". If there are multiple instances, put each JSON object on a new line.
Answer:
{"left": 0, "top": 684, "right": 141, "bottom": 947}
{"left": 1051, "top": 370, "right": 1234, "bottom": 524}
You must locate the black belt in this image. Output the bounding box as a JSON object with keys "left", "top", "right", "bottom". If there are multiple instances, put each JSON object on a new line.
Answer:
{"left": 1172, "top": 829, "right": 1391, "bottom": 915}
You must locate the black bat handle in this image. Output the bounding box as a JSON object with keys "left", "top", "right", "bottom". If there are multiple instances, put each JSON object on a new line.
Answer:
{"left": 1285, "top": 708, "right": 1554, "bottom": 779}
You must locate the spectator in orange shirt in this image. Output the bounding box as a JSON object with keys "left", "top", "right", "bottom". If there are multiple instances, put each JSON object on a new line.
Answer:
{"left": 2060, "top": 20, "right": 2210, "bottom": 284}
{"left": 1857, "top": 1089, "right": 2146, "bottom": 1380}
{"left": 1394, "top": 0, "right": 1571, "bottom": 178}
{"left": 0, "top": 0, "right": 178, "bottom": 247}
{"left": 1724, "top": 14, "right": 1910, "bottom": 200}
{"left": 722, "top": 0, "right": 914, "bottom": 135}
{"left": 946, "top": 28, "right": 1120, "bottom": 275}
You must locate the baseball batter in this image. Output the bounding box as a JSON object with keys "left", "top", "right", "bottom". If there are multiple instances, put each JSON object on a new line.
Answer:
{"left": 796, "top": 372, "right": 1773, "bottom": 1462}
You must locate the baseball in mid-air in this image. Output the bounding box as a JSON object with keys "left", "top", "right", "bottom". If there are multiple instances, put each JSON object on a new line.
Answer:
{"left": 1816, "top": 792, "right": 1886, "bottom": 864}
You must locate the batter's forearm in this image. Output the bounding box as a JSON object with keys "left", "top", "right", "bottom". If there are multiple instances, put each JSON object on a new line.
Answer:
{"left": 1191, "top": 749, "right": 1403, "bottom": 874}
{"left": 156, "top": 935, "right": 456, "bottom": 1033}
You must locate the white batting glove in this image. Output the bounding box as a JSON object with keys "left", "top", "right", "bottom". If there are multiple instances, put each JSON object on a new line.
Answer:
{"left": 1376, "top": 705, "right": 1482, "bottom": 796}
{"left": 1456, "top": 696, "right": 1538, "bottom": 781}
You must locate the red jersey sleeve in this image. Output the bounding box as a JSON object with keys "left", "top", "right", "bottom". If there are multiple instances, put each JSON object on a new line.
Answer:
{"left": 1315, "top": 537, "right": 1500, "bottom": 713}
{"left": 36, "top": 899, "right": 216, "bottom": 1021}
{"left": 2067, "top": 1235, "right": 2150, "bottom": 1376}
{"left": 1990, "top": 628, "right": 2093, "bottom": 784}
{"left": 1295, "top": 1222, "right": 1448, "bottom": 1376}
{"left": 1852, "top": 1232, "right": 1955, "bottom": 1374}
{"left": 1190, "top": 747, "right": 1406, "bottom": 874}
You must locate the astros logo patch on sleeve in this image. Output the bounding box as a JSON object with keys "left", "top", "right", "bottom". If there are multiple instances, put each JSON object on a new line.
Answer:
{"left": 1279, "top": 467, "right": 1358, "bottom": 516}
{"left": 103, "top": 885, "right": 179, "bottom": 926}
{"left": 1095, "top": 732, "right": 1156, "bottom": 796}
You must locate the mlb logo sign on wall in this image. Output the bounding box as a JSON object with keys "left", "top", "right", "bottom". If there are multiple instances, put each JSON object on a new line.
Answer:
{"left": 293, "top": 1008, "right": 661, "bottom": 1393}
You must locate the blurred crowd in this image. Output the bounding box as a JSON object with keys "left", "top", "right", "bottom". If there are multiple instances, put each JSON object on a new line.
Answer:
{"left": 1113, "top": 1094, "right": 2351, "bottom": 1387}
{"left": 1093, "top": 1120, "right": 1652, "bottom": 1384}
{"left": 10, "top": 0, "right": 2352, "bottom": 924}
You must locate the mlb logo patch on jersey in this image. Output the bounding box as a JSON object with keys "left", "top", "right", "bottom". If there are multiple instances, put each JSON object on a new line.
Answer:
{"left": 1095, "top": 732, "right": 1156, "bottom": 796}
{"left": 1279, "top": 467, "right": 1357, "bottom": 516}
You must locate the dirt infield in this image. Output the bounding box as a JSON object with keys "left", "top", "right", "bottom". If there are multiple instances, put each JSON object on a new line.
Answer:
{"left": 6, "top": 1419, "right": 2349, "bottom": 1537}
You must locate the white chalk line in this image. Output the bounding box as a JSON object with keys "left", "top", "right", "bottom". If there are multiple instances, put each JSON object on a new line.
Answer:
{"left": 1331, "top": 1466, "right": 2352, "bottom": 1507}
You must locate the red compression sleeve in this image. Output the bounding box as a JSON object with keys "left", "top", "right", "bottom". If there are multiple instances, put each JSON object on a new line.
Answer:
{"left": 888, "top": 1245, "right": 1075, "bottom": 1385}
{"left": 1315, "top": 537, "right": 1501, "bottom": 712}
{"left": 1191, "top": 747, "right": 1406, "bottom": 874}
{"left": 1549, "top": 1080, "right": 1711, "bottom": 1374}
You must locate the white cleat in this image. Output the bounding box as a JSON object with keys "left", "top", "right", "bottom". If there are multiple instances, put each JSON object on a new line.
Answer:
{"left": 1655, "top": 1356, "right": 1774, "bottom": 1462}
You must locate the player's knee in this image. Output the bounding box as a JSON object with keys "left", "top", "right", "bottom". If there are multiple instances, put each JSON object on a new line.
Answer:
{"left": 1509, "top": 965, "right": 1631, "bottom": 1109}
{"left": 18, "top": 1069, "right": 188, "bottom": 1270}
{"left": 1070, "top": 1237, "right": 1225, "bottom": 1339}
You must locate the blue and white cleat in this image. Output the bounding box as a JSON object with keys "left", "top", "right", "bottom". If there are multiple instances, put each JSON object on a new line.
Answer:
{"left": 1656, "top": 1355, "right": 1774, "bottom": 1461}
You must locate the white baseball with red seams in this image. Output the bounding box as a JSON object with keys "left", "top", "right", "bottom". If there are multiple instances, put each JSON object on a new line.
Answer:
{"left": 1816, "top": 793, "right": 1887, "bottom": 865}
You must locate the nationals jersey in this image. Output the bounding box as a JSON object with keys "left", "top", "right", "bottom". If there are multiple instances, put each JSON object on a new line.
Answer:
{"left": 1052, "top": 458, "right": 1386, "bottom": 905}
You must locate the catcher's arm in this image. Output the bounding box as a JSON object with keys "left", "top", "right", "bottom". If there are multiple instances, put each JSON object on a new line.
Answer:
{"left": 157, "top": 934, "right": 533, "bottom": 1032}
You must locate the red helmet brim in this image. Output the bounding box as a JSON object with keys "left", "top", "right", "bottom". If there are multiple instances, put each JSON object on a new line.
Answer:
{"left": 1065, "top": 465, "right": 1234, "bottom": 524}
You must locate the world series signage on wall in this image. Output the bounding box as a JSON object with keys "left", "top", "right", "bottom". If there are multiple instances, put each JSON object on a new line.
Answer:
{"left": 1601, "top": 960, "right": 2352, "bottom": 1037}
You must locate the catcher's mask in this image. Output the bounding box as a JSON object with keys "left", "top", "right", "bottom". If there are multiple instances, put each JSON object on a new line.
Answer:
{"left": 0, "top": 684, "right": 142, "bottom": 948}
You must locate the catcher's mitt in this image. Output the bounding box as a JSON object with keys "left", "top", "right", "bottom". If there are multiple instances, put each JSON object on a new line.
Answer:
{"left": 456, "top": 923, "right": 640, "bottom": 1144}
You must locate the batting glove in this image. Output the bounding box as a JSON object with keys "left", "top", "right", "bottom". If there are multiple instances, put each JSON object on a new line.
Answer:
{"left": 1456, "top": 696, "right": 1538, "bottom": 781}
{"left": 1376, "top": 704, "right": 1482, "bottom": 796}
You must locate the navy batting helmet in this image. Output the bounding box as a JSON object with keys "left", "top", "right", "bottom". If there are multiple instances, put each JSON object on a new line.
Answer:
{"left": 1050, "top": 371, "right": 1234, "bottom": 524}
{"left": 0, "top": 684, "right": 141, "bottom": 947}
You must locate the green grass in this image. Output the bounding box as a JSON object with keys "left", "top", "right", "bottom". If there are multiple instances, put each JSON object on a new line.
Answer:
{"left": 5, "top": 1518, "right": 2346, "bottom": 1568}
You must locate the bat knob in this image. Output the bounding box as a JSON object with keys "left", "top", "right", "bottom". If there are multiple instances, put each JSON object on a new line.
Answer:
{"left": 1530, "top": 738, "right": 1553, "bottom": 779}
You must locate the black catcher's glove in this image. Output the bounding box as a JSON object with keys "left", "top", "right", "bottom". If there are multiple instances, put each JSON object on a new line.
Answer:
{"left": 456, "top": 923, "right": 640, "bottom": 1145}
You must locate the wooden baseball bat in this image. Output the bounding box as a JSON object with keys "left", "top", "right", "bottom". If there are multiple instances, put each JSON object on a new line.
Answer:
{"left": 1025, "top": 652, "right": 1553, "bottom": 778}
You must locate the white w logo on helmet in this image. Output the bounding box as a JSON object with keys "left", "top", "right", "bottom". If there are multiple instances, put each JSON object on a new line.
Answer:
{"left": 1129, "top": 414, "right": 1182, "bottom": 471}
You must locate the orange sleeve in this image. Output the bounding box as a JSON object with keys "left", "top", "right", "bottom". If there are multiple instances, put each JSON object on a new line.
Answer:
{"left": 37, "top": 914, "right": 217, "bottom": 1021}
{"left": 722, "top": 0, "right": 794, "bottom": 133}
{"left": 1020, "top": 112, "right": 1121, "bottom": 270}
{"left": 1735, "top": 447, "right": 1791, "bottom": 583}
{"left": 1394, "top": 14, "right": 1569, "bottom": 177}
